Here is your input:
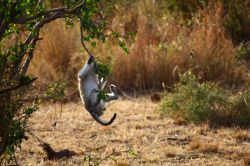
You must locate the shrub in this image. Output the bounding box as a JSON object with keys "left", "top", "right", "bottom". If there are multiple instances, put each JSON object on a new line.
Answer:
{"left": 161, "top": 71, "right": 229, "bottom": 123}
{"left": 161, "top": 71, "right": 250, "bottom": 126}
{"left": 232, "top": 91, "right": 250, "bottom": 126}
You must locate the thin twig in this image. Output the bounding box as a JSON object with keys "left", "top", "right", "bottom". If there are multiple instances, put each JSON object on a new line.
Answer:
{"left": 21, "top": 37, "right": 42, "bottom": 75}
{"left": 13, "top": 7, "right": 67, "bottom": 24}
{"left": 80, "top": 26, "right": 93, "bottom": 57}
{"left": 96, "top": 150, "right": 118, "bottom": 165}
{"left": 20, "top": 2, "right": 85, "bottom": 75}
{"left": 26, "top": 129, "right": 43, "bottom": 143}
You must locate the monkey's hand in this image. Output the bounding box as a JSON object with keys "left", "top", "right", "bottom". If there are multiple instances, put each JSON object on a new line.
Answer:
{"left": 87, "top": 55, "right": 94, "bottom": 64}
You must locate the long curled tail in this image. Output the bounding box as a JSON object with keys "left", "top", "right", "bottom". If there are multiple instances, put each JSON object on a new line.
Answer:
{"left": 89, "top": 112, "right": 116, "bottom": 126}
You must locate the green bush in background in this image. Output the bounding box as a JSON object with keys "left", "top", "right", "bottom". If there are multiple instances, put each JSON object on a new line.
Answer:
{"left": 161, "top": 71, "right": 250, "bottom": 126}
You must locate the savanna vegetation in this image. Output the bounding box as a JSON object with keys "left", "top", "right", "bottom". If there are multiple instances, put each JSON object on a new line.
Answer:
{"left": 0, "top": 0, "right": 126, "bottom": 164}
{"left": 1, "top": 0, "right": 250, "bottom": 165}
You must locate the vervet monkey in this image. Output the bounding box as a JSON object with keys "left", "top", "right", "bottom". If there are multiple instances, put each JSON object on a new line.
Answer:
{"left": 78, "top": 56, "right": 118, "bottom": 126}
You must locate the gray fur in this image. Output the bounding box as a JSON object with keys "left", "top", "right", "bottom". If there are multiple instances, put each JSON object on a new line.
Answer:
{"left": 78, "top": 60, "right": 118, "bottom": 126}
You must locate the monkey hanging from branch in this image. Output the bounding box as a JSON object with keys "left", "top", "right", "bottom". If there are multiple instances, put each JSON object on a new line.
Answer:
{"left": 78, "top": 27, "right": 118, "bottom": 126}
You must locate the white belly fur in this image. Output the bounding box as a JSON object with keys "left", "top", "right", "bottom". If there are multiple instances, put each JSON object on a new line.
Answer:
{"left": 79, "top": 74, "right": 98, "bottom": 105}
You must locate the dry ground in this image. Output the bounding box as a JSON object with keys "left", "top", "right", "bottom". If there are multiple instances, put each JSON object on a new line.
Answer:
{"left": 16, "top": 97, "right": 250, "bottom": 166}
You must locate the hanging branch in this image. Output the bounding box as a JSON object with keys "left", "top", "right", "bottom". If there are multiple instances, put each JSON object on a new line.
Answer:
{"left": 19, "top": 2, "right": 86, "bottom": 75}
{"left": 80, "top": 26, "right": 93, "bottom": 58}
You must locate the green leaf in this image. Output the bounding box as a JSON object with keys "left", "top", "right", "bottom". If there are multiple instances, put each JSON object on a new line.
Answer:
{"left": 24, "top": 107, "right": 34, "bottom": 116}
{"left": 128, "top": 149, "right": 137, "bottom": 157}
{"left": 8, "top": 55, "right": 17, "bottom": 62}
{"left": 97, "top": 89, "right": 108, "bottom": 101}
{"left": 19, "top": 75, "right": 32, "bottom": 85}
{"left": 91, "top": 41, "right": 96, "bottom": 47}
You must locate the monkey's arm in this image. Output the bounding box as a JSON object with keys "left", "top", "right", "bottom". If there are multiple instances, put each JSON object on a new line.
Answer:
{"left": 78, "top": 56, "right": 95, "bottom": 79}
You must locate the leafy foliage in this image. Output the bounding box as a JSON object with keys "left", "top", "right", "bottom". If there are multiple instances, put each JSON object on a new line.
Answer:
{"left": 236, "top": 43, "right": 250, "bottom": 60}
{"left": 161, "top": 71, "right": 250, "bottom": 126}
{"left": 0, "top": 0, "right": 121, "bottom": 163}
{"left": 232, "top": 91, "right": 250, "bottom": 125}
{"left": 95, "top": 62, "right": 111, "bottom": 80}
{"left": 161, "top": 71, "right": 229, "bottom": 123}
{"left": 96, "top": 64, "right": 111, "bottom": 101}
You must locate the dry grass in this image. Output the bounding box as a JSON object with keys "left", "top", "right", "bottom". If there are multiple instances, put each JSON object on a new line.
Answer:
{"left": 29, "top": 19, "right": 82, "bottom": 86}
{"left": 15, "top": 98, "right": 249, "bottom": 165}
{"left": 199, "top": 143, "right": 219, "bottom": 154}
{"left": 116, "top": 160, "right": 130, "bottom": 166}
{"left": 28, "top": 1, "right": 250, "bottom": 93}
{"left": 233, "top": 130, "right": 250, "bottom": 142}
{"left": 244, "top": 153, "right": 250, "bottom": 166}
{"left": 189, "top": 138, "right": 201, "bottom": 150}
{"left": 172, "top": 116, "right": 188, "bottom": 126}
{"left": 165, "top": 147, "right": 178, "bottom": 158}
{"left": 117, "top": 2, "right": 249, "bottom": 89}
{"left": 190, "top": 137, "right": 219, "bottom": 154}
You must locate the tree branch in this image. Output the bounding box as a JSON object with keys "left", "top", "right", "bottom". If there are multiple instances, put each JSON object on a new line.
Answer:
{"left": 12, "top": 0, "right": 84, "bottom": 24}
{"left": 0, "top": 17, "right": 9, "bottom": 40}
{"left": 80, "top": 26, "right": 93, "bottom": 57}
{"left": 0, "top": 128, "right": 8, "bottom": 156}
{"left": 0, "top": 77, "right": 37, "bottom": 95}
{"left": 12, "top": 7, "right": 67, "bottom": 24}
{"left": 21, "top": 44, "right": 37, "bottom": 75}
{"left": 20, "top": 2, "right": 84, "bottom": 75}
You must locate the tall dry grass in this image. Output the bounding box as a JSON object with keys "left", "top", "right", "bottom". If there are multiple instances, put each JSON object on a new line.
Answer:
{"left": 29, "top": 1, "right": 250, "bottom": 93}
{"left": 170, "top": 3, "right": 246, "bottom": 86}
{"left": 112, "top": 2, "right": 249, "bottom": 91}
{"left": 29, "top": 19, "right": 82, "bottom": 87}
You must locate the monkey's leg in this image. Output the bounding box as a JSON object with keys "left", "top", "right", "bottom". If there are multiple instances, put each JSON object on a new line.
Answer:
{"left": 106, "top": 84, "right": 118, "bottom": 102}
{"left": 106, "top": 94, "right": 118, "bottom": 101}
{"left": 91, "top": 89, "right": 102, "bottom": 107}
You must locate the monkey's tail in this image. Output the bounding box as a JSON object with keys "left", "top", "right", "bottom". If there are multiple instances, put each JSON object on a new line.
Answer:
{"left": 89, "top": 112, "right": 117, "bottom": 126}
